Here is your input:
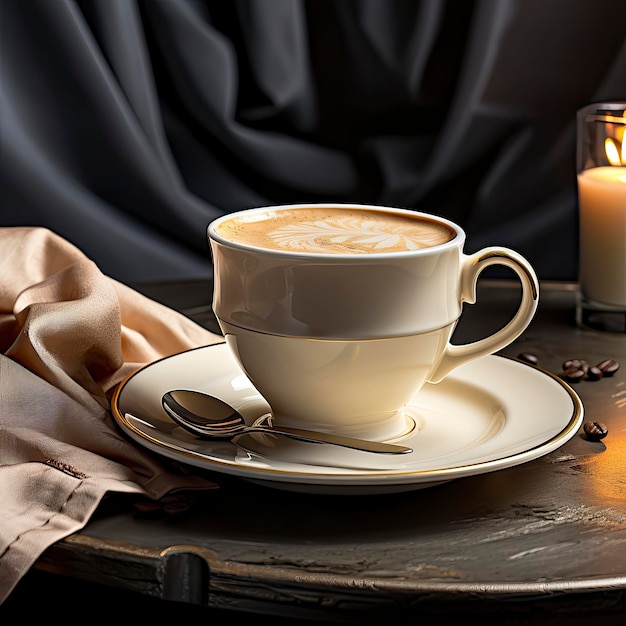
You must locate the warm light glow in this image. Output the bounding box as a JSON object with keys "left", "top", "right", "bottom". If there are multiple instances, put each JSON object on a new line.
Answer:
{"left": 604, "top": 110, "right": 626, "bottom": 165}
{"left": 605, "top": 137, "right": 622, "bottom": 165}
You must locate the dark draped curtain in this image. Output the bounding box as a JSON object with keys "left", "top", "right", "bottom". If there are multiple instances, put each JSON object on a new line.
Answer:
{"left": 3, "top": 0, "right": 626, "bottom": 282}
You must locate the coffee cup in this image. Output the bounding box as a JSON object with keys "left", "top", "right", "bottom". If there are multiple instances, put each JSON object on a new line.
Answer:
{"left": 208, "top": 203, "right": 538, "bottom": 441}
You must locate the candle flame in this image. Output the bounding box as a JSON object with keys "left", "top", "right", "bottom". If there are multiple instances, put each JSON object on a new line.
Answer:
{"left": 605, "top": 137, "right": 623, "bottom": 166}
{"left": 603, "top": 109, "right": 626, "bottom": 165}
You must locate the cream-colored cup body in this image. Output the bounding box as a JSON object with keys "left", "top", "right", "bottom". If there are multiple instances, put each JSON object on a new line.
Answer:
{"left": 208, "top": 204, "right": 539, "bottom": 440}
{"left": 220, "top": 321, "right": 451, "bottom": 440}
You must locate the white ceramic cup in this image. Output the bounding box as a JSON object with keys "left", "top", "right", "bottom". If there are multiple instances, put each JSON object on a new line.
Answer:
{"left": 208, "top": 203, "right": 539, "bottom": 441}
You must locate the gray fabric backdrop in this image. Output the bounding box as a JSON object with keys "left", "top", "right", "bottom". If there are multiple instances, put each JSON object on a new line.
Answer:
{"left": 3, "top": 0, "right": 626, "bottom": 283}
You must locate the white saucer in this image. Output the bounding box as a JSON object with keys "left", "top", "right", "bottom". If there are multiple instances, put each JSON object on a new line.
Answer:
{"left": 111, "top": 343, "right": 583, "bottom": 495}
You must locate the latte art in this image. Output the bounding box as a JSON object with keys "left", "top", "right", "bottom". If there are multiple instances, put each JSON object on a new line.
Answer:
{"left": 215, "top": 207, "right": 455, "bottom": 254}
{"left": 268, "top": 217, "right": 447, "bottom": 252}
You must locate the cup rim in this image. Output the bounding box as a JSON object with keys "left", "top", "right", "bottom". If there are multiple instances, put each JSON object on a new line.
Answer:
{"left": 207, "top": 203, "right": 465, "bottom": 259}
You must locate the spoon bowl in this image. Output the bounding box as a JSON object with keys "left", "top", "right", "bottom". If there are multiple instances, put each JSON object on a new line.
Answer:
{"left": 161, "top": 389, "right": 412, "bottom": 455}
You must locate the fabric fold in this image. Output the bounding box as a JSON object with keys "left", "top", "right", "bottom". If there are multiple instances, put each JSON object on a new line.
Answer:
{"left": 0, "top": 226, "right": 222, "bottom": 604}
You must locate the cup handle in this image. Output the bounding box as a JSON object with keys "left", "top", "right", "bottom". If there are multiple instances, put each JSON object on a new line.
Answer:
{"left": 428, "top": 247, "right": 539, "bottom": 384}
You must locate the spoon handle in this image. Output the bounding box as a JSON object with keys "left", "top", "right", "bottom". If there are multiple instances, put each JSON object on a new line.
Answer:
{"left": 161, "top": 390, "right": 412, "bottom": 455}
{"left": 239, "top": 425, "right": 412, "bottom": 454}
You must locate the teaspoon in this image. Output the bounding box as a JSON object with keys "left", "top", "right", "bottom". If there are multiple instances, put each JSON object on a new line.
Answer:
{"left": 161, "top": 389, "right": 412, "bottom": 455}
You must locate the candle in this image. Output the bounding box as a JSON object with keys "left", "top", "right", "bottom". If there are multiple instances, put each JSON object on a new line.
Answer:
{"left": 577, "top": 165, "right": 626, "bottom": 307}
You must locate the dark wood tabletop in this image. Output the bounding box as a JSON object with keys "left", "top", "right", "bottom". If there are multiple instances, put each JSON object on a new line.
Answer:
{"left": 27, "top": 279, "right": 626, "bottom": 624}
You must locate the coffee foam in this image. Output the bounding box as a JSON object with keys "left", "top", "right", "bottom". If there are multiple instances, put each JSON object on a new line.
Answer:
{"left": 216, "top": 207, "right": 455, "bottom": 254}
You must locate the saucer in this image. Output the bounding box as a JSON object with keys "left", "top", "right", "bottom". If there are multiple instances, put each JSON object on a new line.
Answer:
{"left": 111, "top": 343, "right": 583, "bottom": 495}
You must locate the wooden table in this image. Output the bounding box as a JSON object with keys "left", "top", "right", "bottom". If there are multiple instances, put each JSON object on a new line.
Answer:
{"left": 31, "top": 279, "right": 626, "bottom": 624}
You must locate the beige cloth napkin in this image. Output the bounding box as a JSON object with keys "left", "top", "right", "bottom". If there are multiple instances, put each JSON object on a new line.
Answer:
{"left": 0, "top": 227, "right": 223, "bottom": 604}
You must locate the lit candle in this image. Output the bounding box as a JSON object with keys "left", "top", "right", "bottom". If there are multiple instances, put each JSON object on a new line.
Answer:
{"left": 577, "top": 165, "right": 626, "bottom": 307}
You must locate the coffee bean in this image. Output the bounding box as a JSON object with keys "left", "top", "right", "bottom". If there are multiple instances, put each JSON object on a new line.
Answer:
{"left": 586, "top": 366, "right": 604, "bottom": 381}
{"left": 583, "top": 421, "right": 608, "bottom": 441}
{"left": 518, "top": 352, "right": 538, "bottom": 365}
{"left": 559, "top": 357, "right": 619, "bottom": 382}
{"left": 562, "top": 359, "right": 589, "bottom": 374}
{"left": 596, "top": 359, "right": 620, "bottom": 376}
{"left": 562, "top": 366, "right": 586, "bottom": 382}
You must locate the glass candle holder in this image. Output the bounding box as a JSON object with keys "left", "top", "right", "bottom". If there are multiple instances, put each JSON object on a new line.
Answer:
{"left": 576, "top": 101, "right": 626, "bottom": 333}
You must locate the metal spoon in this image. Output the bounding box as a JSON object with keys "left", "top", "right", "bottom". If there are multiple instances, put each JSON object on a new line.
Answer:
{"left": 161, "top": 389, "right": 412, "bottom": 455}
